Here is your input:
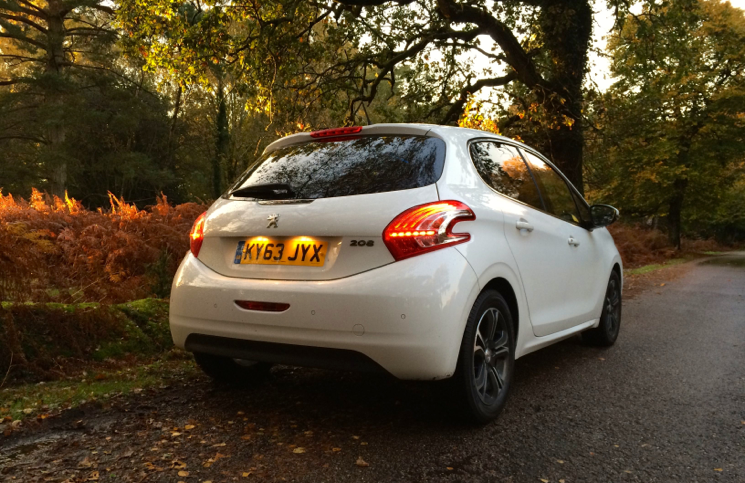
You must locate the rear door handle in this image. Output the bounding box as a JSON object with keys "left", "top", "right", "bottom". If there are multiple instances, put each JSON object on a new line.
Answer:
{"left": 568, "top": 236, "right": 580, "bottom": 247}
{"left": 516, "top": 219, "right": 534, "bottom": 232}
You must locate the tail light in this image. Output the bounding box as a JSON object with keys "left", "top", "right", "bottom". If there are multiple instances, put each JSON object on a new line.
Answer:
{"left": 383, "top": 201, "right": 475, "bottom": 261}
{"left": 190, "top": 211, "right": 206, "bottom": 257}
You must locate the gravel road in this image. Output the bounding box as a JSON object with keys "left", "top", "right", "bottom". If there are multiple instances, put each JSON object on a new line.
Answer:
{"left": 2, "top": 255, "right": 744, "bottom": 482}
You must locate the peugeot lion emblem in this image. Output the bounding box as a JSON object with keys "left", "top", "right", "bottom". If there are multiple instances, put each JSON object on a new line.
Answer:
{"left": 267, "top": 214, "right": 279, "bottom": 228}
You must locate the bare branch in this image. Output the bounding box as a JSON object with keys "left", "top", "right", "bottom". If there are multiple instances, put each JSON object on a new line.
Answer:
{"left": 437, "top": 0, "right": 546, "bottom": 89}
{"left": 0, "top": 32, "right": 47, "bottom": 50}
{"left": 440, "top": 71, "right": 518, "bottom": 124}
{"left": 0, "top": 13, "right": 47, "bottom": 33}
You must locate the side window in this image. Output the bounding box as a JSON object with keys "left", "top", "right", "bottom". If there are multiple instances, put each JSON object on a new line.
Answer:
{"left": 521, "top": 151, "right": 582, "bottom": 225}
{"left": 469, "top": 142, "right": 543, "bottom": 209}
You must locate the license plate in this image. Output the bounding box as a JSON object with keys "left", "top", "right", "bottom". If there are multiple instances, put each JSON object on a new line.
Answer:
{"left": 233, "top": 237, "right": 327, "bottom": 266}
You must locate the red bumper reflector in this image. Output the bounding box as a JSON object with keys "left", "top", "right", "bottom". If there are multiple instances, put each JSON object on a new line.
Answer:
{"left": 235, "top": 300, "right": 290, "bottom": 312}
{"left": 309, "top": 126, "right": 363, "bottom": 138}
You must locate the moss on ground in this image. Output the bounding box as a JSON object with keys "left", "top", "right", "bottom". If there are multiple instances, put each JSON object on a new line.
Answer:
{"left": 0, "top": 299, "right": 173, "bottom": 384}
{"left": 0, "top": 356, "right": 198, "bottom": 422}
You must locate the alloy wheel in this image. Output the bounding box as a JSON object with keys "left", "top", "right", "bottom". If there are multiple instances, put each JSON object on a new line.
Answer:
{"left": 604, "top": 278, "right": 621, "bottom": 337}
{"left": 473, "top": 307, "right": 510, "bottom": 405}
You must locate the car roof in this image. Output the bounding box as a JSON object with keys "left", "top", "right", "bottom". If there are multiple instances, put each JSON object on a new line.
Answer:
{"left": 262, "top": 123, "right": 518, "bottom": 155}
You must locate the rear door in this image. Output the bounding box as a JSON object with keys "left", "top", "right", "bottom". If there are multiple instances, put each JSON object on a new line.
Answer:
{"left": 198, "top": 134, "right": 446, "bottom": 280}
{"left": 468, "top": 141, "right": 579, "bottom": 337}
{"left": 520, "top": 150, "right": 605, "bottom": 330}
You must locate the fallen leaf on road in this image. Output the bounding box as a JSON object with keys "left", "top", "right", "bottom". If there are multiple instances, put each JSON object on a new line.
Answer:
{"left": 79, "top": 457, "right": 92, "bottom": 468}
{"left": 539, "top": 479, "right": 549, "bottom": 483}
{"left": 242, "top": 472, "right": 252, "bottom": 477}
{"left": 598, "top": 357, "right": 605, "bottom": 361}
{"left": 556, "top": 459, "right": 564, "bottom": 464}
{"left": 293, "top": 447, "right": 306, "bottom": 454}
{"left": 714, "top": 468, "right": 723, "bottom": 472}
{"left": 332, "top": 447, "right": 342, "bottom": 452}
{"left": 171, "top": 460, "right": 187, "bottom": 469}
{"left": 241, "top": 435, "right": 251, "bottom": 441}
{"left": 446, "top": 467, "right": 453, "bottom": 471}
{"left": 660, "top": 283, "right": 665, "bottom": 287}
{"left": 352, "top": 435, "right": 360, "bottom": 440}
{"left": 184, "top": 425, "right": 195, "bottom": 430}
{"left": 144, "top": 462, "right": 164, "bottom": 471}
{"left": 356, "top": 457, "right": 369, "bottom": 467}
{"left": 178, "top": 471, "right": 189, "bottom": 477}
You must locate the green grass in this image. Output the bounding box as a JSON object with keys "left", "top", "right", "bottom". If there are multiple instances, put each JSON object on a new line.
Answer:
{"left": 625, "top": 258, "right": 688, "bottom": 276}
{"left": 0, "top": 356, "right": 198, "bottom": 422}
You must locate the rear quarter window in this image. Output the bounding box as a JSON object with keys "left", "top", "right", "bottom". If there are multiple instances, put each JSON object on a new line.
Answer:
{"left": 229, "top": 135, "right": 446, "bottom": 200}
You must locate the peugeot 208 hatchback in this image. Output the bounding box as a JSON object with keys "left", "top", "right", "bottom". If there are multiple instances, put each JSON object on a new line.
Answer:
{"left": 170, "top": 124, "right": 622, "bottom": 422}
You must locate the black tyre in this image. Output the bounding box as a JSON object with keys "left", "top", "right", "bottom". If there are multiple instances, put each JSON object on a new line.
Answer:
{"left": 453, "top": 290, "right": 516, "bottom": 424}
{"left": 193, "top": 352, "right": 273, "bottom": 383}
{"left": 582, "top": 270, "right": 622, "bottom": 346}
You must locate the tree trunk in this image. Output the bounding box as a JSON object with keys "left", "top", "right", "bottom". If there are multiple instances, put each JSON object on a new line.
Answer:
{"left": 668, "top": 178, "right": 688, "bottom": 249}
{"left": 45, "top": 0, "right": 69, "bottom": 198}
{"left": 544, "top": 116, "right": 584, "bottom": 193}
{"left": 167, "top": 84, "right": 183, "bottom": 166}
{"left": 536, "top": 0, "right": 592, "bottom": 194}
{"left": 213, "top": 79, "right": 230, "bottom": 199}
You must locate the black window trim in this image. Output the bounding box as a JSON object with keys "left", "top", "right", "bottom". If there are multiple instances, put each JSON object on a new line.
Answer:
{"left": 466, "top": 137, "right": 593, "bottom": 230}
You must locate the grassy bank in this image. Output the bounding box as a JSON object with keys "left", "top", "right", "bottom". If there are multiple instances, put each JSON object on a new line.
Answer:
{"left": 0, "top": 299, "right": 173, "bottom": 384}
{"left": 0, "top": 358, "right": 198, "bottom": 424}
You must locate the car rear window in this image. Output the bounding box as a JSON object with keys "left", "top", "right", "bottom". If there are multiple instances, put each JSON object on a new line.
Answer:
{"left": 228, "top": 135, "right": 446, "bottom": 200}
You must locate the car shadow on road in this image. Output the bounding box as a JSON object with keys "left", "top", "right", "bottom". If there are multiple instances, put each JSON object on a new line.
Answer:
{"left": 182, "top": 334, "right": 604, "bottom": 436}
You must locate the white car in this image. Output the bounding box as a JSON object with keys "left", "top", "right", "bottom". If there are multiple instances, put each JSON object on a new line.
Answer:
{"left": 170, "top": 124, "right": 622, "bottom": 422}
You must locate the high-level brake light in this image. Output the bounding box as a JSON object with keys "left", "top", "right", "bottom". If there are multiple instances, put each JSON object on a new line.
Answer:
{"left": 309, "top": 126, "right": 363, "bottom": 138}
{"left": 383, "top": 201, "right": 475, "bottom": 261}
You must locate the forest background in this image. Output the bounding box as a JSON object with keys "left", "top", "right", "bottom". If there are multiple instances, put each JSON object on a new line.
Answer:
{"left": 1, "top": 0, "right": 744, "bottom": 252}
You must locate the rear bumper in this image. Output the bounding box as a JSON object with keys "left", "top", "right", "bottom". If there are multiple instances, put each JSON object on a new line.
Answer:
{"left": 169, "top": 249, "right": 479, "bottom": 380}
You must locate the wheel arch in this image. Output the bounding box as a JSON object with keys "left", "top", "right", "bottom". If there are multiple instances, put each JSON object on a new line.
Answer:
{"left": 481, "top": 277, "right": 519, "bottom": 342}
{"left": 612, "top": 260, "right": 623, "bottom": 288}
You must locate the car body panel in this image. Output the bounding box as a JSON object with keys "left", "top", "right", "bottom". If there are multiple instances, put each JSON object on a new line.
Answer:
{"left": 198, "top": 186, "right": 439, "bottom": 281}
{"left": 171, "top": 248, "right": 479, "bottom": 380}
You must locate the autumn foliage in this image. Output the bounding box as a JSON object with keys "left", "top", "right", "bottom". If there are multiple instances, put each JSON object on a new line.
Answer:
{"left": 607, "top": 223, "right": 724, "bottom": 268}
{"left": 0, "top": 189, "right": 205, "bottom": 303}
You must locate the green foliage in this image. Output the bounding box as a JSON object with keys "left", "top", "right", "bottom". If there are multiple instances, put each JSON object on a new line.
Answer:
{"left": 586, "top": 0, "right": 745, "bottom": 245}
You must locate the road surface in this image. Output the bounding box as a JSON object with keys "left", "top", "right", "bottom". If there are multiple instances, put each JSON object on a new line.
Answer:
{"left": 2, "top": 255, "right": 744, "bottom": 482}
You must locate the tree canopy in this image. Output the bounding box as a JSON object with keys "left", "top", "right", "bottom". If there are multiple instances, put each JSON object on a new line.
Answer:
{"left": 1, "top": 0, "right": 744, "bottom": 242}
{"left": 586, "top": 0, "right": 745, "bottom": 246}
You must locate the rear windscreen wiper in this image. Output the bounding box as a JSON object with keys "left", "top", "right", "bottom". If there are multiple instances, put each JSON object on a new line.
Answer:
{"left": 230, "top": 183, "right": 295, "bottom": 199}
